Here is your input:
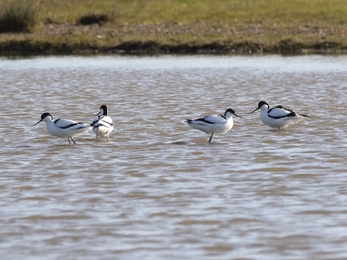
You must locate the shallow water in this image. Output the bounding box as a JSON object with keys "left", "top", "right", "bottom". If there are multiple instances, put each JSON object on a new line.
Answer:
{"left": 1, "top": 55, "right": 347, "bottom": 259}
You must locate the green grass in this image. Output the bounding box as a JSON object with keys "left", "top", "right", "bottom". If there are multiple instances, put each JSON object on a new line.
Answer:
{"left": 36, "top": 0, "right": 347, "bottom": 26}
{"left": 0, "top": 0, "right": 37, "bottom": 32}
{"left": 1, "top": 0, "right": 347, "bottom": 54}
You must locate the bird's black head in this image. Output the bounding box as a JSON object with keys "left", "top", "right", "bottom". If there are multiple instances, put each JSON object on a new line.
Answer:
{"left": 98, "top": 105, "right": 108, "bottom": 116}
{"left": 225, "top": 108, "right": 243, "bottom": 118}
{"left": 258, "top": 101, "right": 269, "bottom": 108}
{"left": 41, "top": 112, "right": 52, "bottom": 120}
{"left": 33, "top": 112, "right": 52, "bottom": 126}
{"left": 225, "top": 108, "right": 236, "bottom": 115}
{"left": 248, "top": 101, "right": 269, "bottom": 114}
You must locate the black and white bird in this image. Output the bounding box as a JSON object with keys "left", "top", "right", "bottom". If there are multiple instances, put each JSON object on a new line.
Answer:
{"left": 33, "top": 113, "right": 92, "bottom": 144}
{"left": 249, "top": 101, "right": 308, "bottom": 129}
{"left": 91, "top": 105, "right": 114, "bottom": 140}
{"left": 186, "top": 108, "right": 242, "bottom": 143}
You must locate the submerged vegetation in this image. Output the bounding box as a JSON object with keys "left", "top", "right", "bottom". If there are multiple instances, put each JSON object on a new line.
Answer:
{"left": 0, "top": 0, "right": 347, "bottom": 54}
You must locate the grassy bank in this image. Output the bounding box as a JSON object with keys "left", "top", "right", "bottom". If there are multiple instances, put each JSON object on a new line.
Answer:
{"left": 1, "top": 0, "right": 347, "bottom": 55}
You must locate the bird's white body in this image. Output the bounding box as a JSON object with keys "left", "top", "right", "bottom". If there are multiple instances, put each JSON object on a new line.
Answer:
{"left": 186, "top": 108, "right": 241, "bottom": 143}
{"left": 34, "top": 113, "right": 92, "bottom": 144}
{"left": 251, "top": 101, "right": 308, "bottom": 129}
{"left": 92, "top": 115, "right": 114, "bottom": 139}
{"left": 187, "top": 114, "right": 234, "bottom": 134}
{"left": 92, "top": 105, "right": 114, "bottom": 140}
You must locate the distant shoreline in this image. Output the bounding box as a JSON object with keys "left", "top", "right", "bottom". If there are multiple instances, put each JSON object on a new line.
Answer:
{"left": 1, "top": 23, "right": 347, "bottom": 56}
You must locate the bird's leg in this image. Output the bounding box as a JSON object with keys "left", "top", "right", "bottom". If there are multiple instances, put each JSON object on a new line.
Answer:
{"left": 68, "top": 137, "right": 71, "bottom": 144}
{"left": 69, "top": 137, "right": 76, "bottom": 144}
{"left": 208, "top": 133, "right": 214, "bottom": 143}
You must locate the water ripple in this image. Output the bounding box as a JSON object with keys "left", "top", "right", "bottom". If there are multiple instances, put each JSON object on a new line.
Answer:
{"left": 0, "top": 55, "right": 346, "bottom": 260}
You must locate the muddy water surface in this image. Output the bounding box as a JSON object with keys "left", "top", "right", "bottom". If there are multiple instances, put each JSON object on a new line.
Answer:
{"left": 0, "top": 55, "right": 347, "bottom": 259}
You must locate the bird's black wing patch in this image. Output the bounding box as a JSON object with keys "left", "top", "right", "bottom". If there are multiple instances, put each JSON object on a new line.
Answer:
{"left": 198, "top": 118, "right": 216, "bottom": 124}
{"left": 268, "top": 106, "right": 296, "bottom": 119}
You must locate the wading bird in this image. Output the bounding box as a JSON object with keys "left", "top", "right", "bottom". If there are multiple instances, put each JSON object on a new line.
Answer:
{"left": 186, "top": 108, "right": 242, "bottom": 143}
{"left": 33, "top": 113, "right": 92, "bottom": 144}
{"left": 91, "top": 105, "right": 114, "bottom": 140}
{"left": 248, "top": 101, "right": 308, "bottom": 129}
